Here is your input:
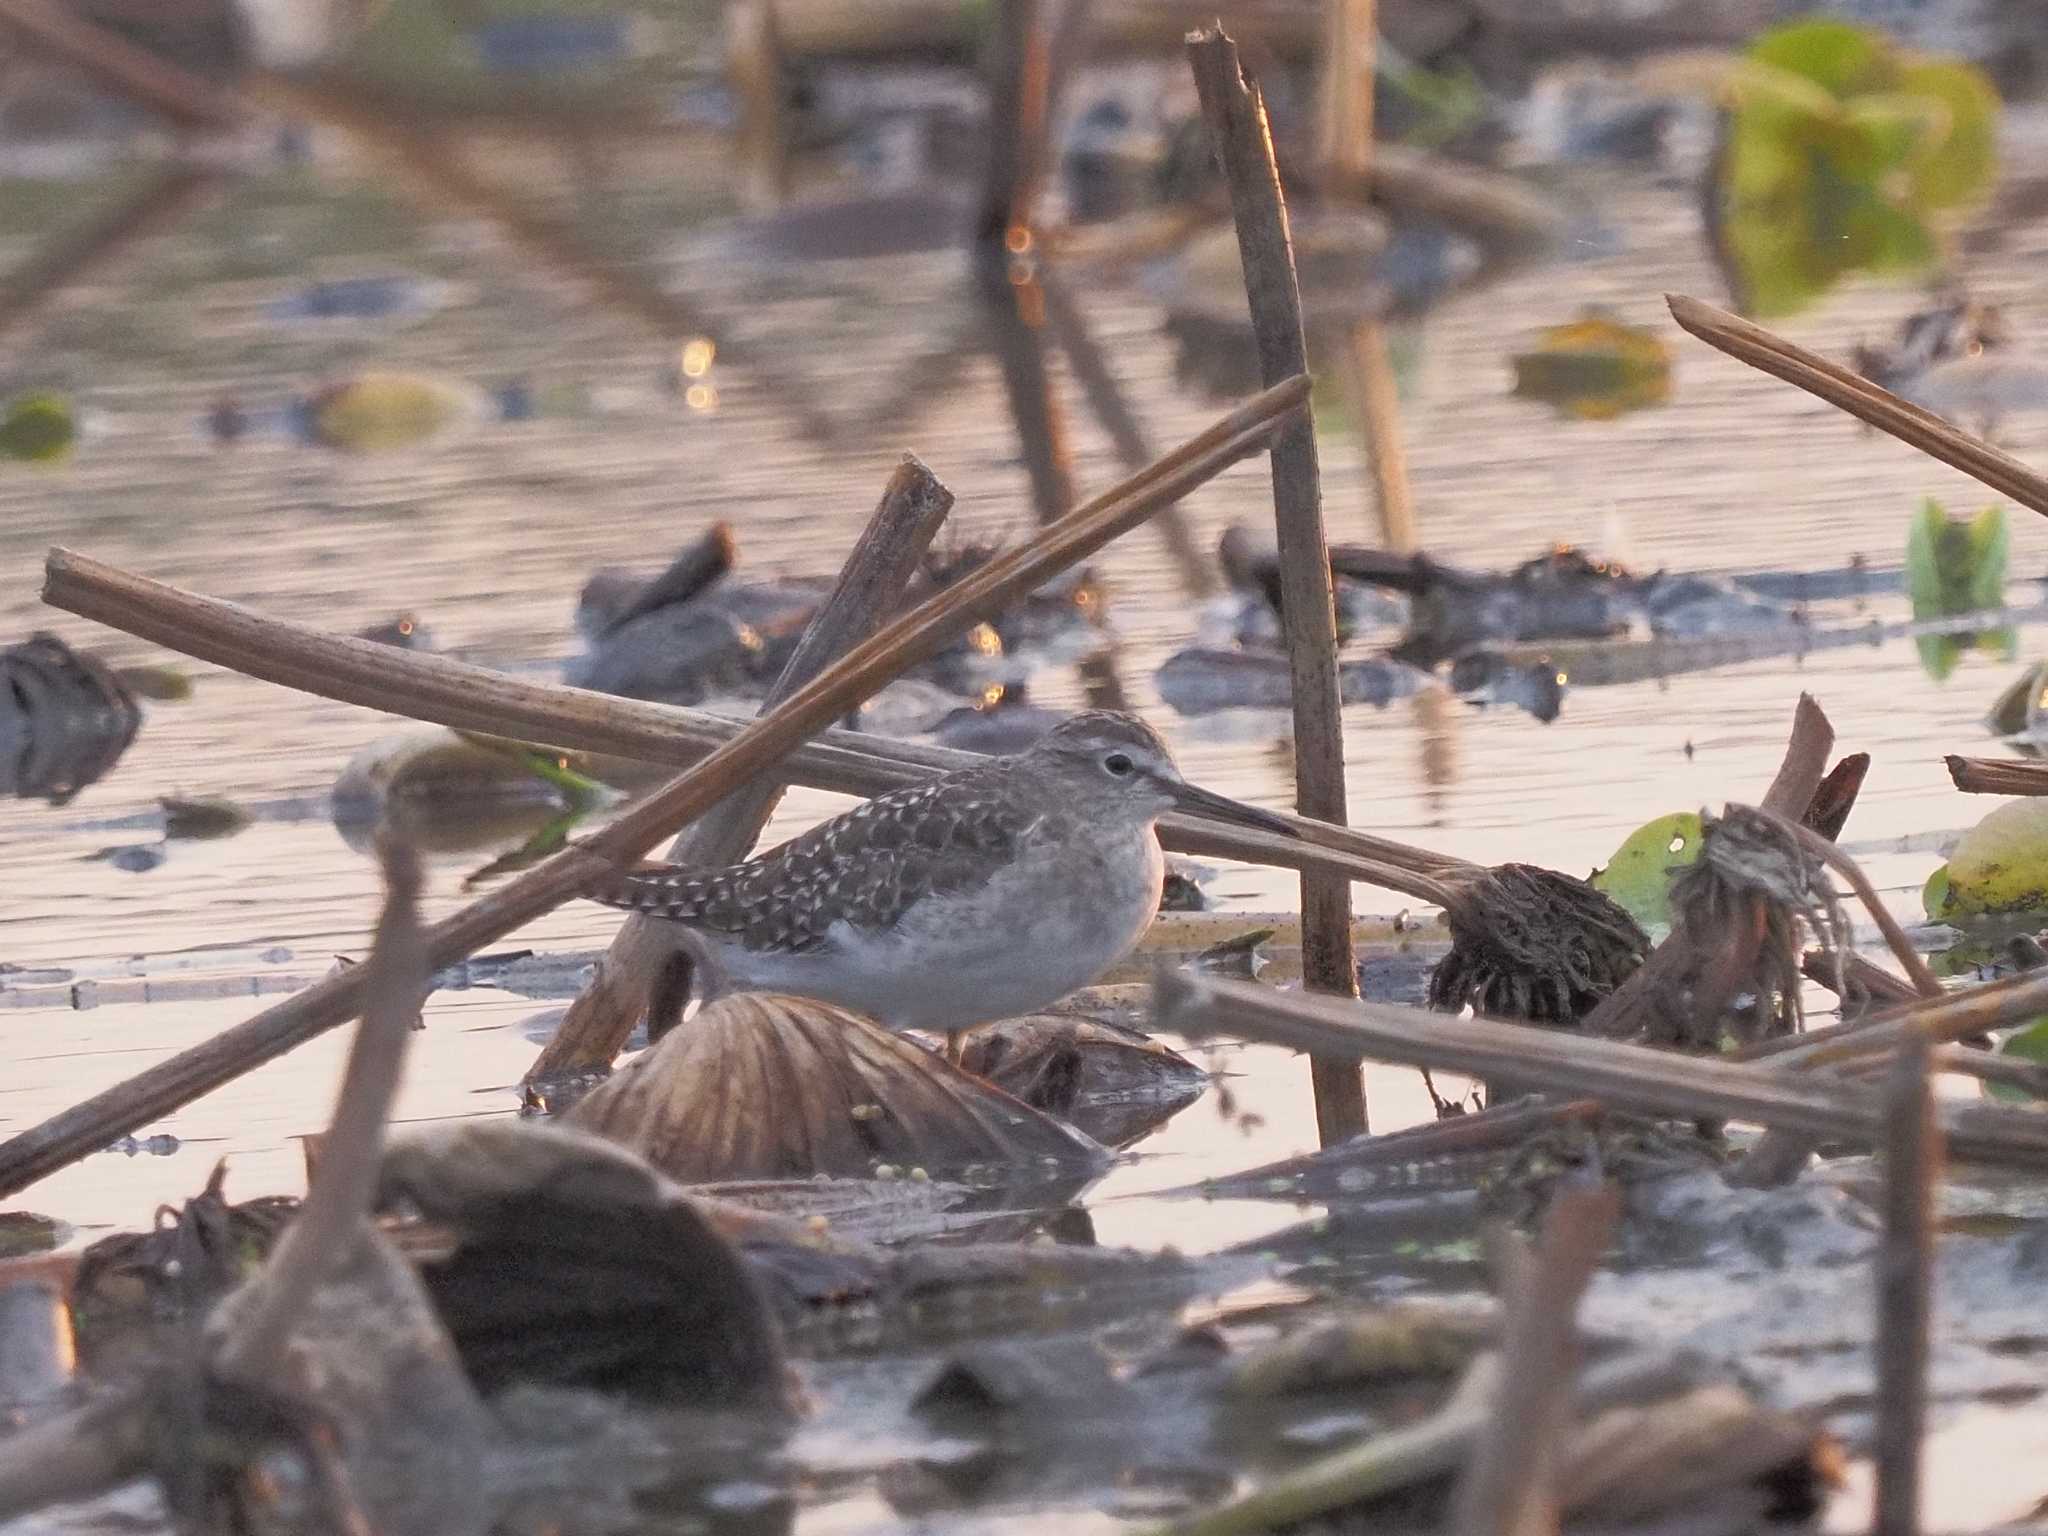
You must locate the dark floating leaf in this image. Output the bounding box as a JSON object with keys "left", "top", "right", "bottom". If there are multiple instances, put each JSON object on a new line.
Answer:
{"left": 0, "top": 1211, "right": 67, "bottom": 1259}
{"left": 0, "top": 632, "right": 141, "bottom": 803}
{"left": 378, "top": 1122, "right": 794, "bottom": 1406}
{"left": 567, "top": 993, "right": 1108, "bottom": 1182}
{"left": 160, "top": 795, "right": 250, "bottom": 841}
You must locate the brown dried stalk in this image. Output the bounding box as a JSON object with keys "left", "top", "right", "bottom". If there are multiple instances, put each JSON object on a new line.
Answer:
{"left": 1190, "top": 23, "right": 1364, "bottom": 1142}
{"left": 1946, "top": 755, "right": 2048, "bottom": 796}
{"left": 1667, "top": 293, "right": 2048, "bottom": 519}
{"left": 1151, "top": 968, "right": 2048, "bottom": 1170}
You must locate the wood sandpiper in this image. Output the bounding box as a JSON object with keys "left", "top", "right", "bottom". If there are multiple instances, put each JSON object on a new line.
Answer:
{"left": 582, "top": 710, "right": 1295, "bottom": 1036}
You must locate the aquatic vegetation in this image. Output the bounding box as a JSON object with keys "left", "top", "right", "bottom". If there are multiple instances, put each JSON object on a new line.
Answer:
{"left": 0, "top": 392, "right": 76, "bottom": 464}
{"left": 1509, "top": 311, "right": 1672, "bottom": 421}
{"left": 1715, "top": 19, "right": 1999, "bottom": 317}
{"left": 294, "top": 371, "right": 488, "bottom": 452}
{"left": 1591, "top": 812, "right": 1705, "bottom": 932}
{"left": 1906, "top": 498, "right": 2014, "bottom": 680}
{"left": 1924, "top": 798, "right": 2048, "bottom": 920}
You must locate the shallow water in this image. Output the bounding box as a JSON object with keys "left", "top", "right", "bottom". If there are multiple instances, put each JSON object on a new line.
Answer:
{"left": 8, "top": 67, "right": 2048, "bottom": 1530}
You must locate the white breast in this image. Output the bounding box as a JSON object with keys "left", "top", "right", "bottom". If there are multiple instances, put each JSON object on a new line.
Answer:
{"left": 714, "top": 825, "right": 1166, "bottom": 1031}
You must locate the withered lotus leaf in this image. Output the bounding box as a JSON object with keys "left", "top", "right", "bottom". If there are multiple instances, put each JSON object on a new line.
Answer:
{"left": 568, "top": 993, "right": 1108, "bottom": 1182}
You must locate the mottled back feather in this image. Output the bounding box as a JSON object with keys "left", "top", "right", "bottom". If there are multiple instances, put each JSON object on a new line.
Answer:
{"left": 584, "top": 760, "right": 1045, "bottom": 953}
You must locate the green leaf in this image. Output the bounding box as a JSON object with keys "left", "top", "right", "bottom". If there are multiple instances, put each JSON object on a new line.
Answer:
{"left": 1590, "top": 812, "right": 1704, "bottom": 931}
{"left": 1908, "top": 499, "right": 2007, "bottom": 619}
{"left": 1987, "top": 1017, "right": 2048, "bottom": 1103}
{"left": 1749, "top": 18, "right": 1888, "bottom": 97}
{"left": 1841, "top": 93, "right": 1946, "bottom": 175}
{"left": 1933, "top": 799, "right": 2048, "bottom": 917}
{"left": 0, "top": 392, "right": 76, "bottom": 463}
{"left": 1923, "top": 862, "right": 1952, "bottom": 921}
{"left": 1896, "top": 56, "right": 2000, "bottom": 210}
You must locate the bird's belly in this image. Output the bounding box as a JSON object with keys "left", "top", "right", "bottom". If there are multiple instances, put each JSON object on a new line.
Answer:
{"left": 721, "top": 834, "right": 1163, "bottom": 1030}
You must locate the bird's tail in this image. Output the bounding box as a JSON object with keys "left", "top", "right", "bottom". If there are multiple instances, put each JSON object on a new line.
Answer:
{"left": 581, "top": 862, "right": 712, "bottom": 922}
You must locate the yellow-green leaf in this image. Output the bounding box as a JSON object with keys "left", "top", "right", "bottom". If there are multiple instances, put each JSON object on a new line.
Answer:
{"left": 1591, "top": 812, "right": 1704, "bottom": 931}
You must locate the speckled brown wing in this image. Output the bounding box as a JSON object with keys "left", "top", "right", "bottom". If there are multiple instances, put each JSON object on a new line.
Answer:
{"left": 583, "top": 766, "right": 1042, "bottom": 953}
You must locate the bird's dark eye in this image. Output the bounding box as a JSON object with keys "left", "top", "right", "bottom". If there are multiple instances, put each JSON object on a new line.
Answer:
{"left": 1103, "top": 752, "right": 1134, "bottom": 777}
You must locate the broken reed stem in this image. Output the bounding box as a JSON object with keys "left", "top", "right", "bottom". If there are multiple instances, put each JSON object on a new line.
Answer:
{"left": 0, "top": 380, "right": 1307, "bottom": 1199}
{"left": 1453, "top": 1185, "right": 1619, "bottom": 1536}
{"left": 1151, "top": 968, "right": 2048, "bottom": 1170}
{"left": 40, "top": 561, "right": 1469, "bottom": 899}
{"left": 725, "top": 0, "right": 791, "bottom": 212}
{"left": 1308, "top": 0, "right": 1418, "bottom": 554}
{"left": 0, "top": 0, "right": 243, "bottom": 130}
{"left": 1667, "top": 293, "right": 2048, "bottom": 520}
{"left": 979, "top": 0, "right": 1053, "bottom": 242}
{"left": 1758, "top": 694, "right": 1835, "bottom": 820}
{"left": 213, "top": 839, "right": 427, "bottom": 1385}
{"left": 1313, "top": 0, "right": 1373, "bottom": 186}
{"left": 1190, "top": 23, "right": 1365, "bottom": 1145}
{"left": 535, "top": 455, "right": 954, "bottom": 1077}
{"left": 1946, "top": 755, "right": 2048, "bottom": 796}
{"left": 1875, "top": 1033, "right": 1939, "bottom": 1536}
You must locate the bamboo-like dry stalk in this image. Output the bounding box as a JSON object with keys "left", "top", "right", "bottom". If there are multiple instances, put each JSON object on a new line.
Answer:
{"left": 1667, "top": 294, "right": 2048, "bottom": 519}
{"left": 1946, "top": 755, "right": 2048, "bottom": 795}
{"left": 1453, "top": 1185, "right": 1618, "bottom": 1536}
{"left": 0, "top": 379, "right": 1308, "bottom": 1200}
{"left": 1190, "top": 23, "right": 1365, "bottom": 1143}
{"left": 214, "top": 840, "right": 428, "bottom": 1384}
{"left": 0, "top": 843, "right": 429, "bottom": 1524}
{"left": 41, "top": 563, "right": 1473, "bottom": 902}
{"left": 1874, "top": 1034, "right": 1938, "bottom": 1536}
{"left": 1151, "top": 968, "right": 2048, "bottom": 1169}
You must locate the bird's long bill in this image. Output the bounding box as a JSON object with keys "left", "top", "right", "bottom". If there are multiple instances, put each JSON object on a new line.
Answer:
{"left": 1168, "top": 780, "right": 1298, "bottom": 837}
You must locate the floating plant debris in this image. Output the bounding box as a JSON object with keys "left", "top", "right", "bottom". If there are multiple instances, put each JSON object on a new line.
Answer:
{"left": 1510, "top": 311, "right": 1673, "bottom": 420}
{"left": 0, "top": 393, "right": 75, "bottom": 464}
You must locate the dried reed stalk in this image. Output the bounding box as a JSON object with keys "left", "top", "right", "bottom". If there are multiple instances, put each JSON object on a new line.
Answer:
{"left": 1667, "top": 294, "right": 2048, "bottom": 519}
{"left": 43, "top": 548, "right": 1469, "bottom": 904}
{"left": 1945, "top": 755, "right": 2048, "bottom": 796}
{"left": 1151, "top": 968, "right": 2048, "bottom": 1170}
{"left": 1190, "top": 23, "right": 1364, "bottom": 1142}
{"left": 1453, "top": 1185, "right": 1618, "bottom": 1536}
{"left": 1874, "top": 1034, "right": 1939, "bottom": 1536}
{"left": 0, "top": 0, "right": 241, "bottom": 129}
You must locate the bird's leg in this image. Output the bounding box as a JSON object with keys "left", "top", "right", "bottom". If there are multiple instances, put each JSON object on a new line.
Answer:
{"left": 945, "top": 1030, "right": 966, "bottom": 1067}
